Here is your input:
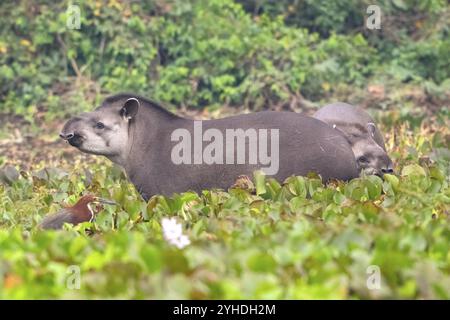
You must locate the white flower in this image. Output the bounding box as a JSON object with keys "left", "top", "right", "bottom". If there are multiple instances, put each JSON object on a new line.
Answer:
{"left": 162, "top": 217, "right": 182, "bottom": 239}
{"left": 173, "top": 234, "right": 191, "bottom": 249}
{"left": 161, "top": 217, "right": 190, "bottom": 249}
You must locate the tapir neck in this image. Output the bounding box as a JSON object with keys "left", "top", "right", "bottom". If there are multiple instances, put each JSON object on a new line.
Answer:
{"left": 120, "top": 103, "right": 186, "bottom": 200}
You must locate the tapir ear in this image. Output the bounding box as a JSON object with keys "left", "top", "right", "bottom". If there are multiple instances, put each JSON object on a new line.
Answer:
{"left": 332, "top": 124, "right": 354, "bottom": 145}
{"left": 121, "top": 98, "right": 140, "bottom": 120}
{"left": 367, "top": 123, "right": 376, "bottom": 137}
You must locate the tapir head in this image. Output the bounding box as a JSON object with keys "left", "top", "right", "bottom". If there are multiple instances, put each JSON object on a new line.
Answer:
{"left": 60, "top": 95, "right": 140, "bottom": 165}
{"left": 343, "top": 123, "right": 394, "bottom": 177}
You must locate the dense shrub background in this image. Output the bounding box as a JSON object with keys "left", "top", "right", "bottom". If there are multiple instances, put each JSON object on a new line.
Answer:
{"left": 0, "top": 0, "right": 448, "bottom": 117}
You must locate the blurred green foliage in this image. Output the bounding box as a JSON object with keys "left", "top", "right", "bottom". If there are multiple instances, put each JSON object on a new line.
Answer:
{"left": 0, "top": 0, "right": 448, "bottom": 117}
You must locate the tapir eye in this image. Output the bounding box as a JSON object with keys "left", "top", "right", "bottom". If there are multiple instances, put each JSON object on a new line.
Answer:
{"left": 95, "top": 122, "right": 105, "bottom": 130}
{"left": 357, "top": 156, "right": 369, "bottom": 164}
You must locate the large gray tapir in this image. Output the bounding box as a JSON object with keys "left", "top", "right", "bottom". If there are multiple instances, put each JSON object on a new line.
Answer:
{"left": 61, "top": 94, "right": 358, "bottom": 200}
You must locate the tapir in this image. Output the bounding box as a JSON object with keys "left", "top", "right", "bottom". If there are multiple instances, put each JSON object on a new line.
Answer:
{"left": 61, "top": 94, "right": 359, "bottom": 200}
{"left": 313, "top": 102, "right": 394, "bottom": 176}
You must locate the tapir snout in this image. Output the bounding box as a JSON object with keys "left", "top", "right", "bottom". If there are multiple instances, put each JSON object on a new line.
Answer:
{"left": 60, "top": 117, "right": 85, "bottom": 147}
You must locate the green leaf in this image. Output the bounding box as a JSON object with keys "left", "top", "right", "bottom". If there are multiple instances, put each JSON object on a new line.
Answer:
{"left": 247, "top": 252, "right": 277, "bottom": 273}
{"left": 401, "top": 164, "right": 427, "bottom": 177}
{"left": 140, "top": 245, "right": 162, "bottom": 273}
{"left": 254, "top": 170, "right": 267, "bottom": 196}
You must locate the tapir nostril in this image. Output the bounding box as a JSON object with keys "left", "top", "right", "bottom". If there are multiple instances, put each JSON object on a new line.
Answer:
{"left": 382, "top": 168, "right": 394, "bottom": 174}
{"left": 60, "top": 132, "right": 74, "bottom": 140}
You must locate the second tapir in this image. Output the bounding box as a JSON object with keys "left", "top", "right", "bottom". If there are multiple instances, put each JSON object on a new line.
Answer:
{"left": 313, "top": 102, "right": 394, "bottom": 176}
{"left": 61, "top": 94, "right": 358, "bottom": 200}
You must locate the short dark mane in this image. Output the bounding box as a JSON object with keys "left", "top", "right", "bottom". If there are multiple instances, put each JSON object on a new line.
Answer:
{"left": 103, "top": 93, "right": 175, "bottom": 116}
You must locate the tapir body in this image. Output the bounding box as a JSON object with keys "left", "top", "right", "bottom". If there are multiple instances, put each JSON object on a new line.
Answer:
{"left": 61, "top": 94, "right": 358, "bottom": 200}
